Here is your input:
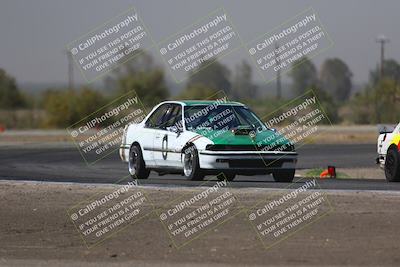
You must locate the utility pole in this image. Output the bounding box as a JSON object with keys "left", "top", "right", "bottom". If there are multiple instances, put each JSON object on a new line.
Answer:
{"left": 374, "top": 35, "right": 390, "bottom": 123}
{"left": 376, "top": 35, "right": 389, "bottom": 81}
{"left": 274, "top": 42, "right": 281, "bottom": 99}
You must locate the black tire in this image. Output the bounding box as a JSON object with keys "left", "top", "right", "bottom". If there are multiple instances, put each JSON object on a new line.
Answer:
{"left": 385, "top": 147, "right": 400, "bottom": 182}
{"left": 272, "top": 169, "right": 295, "bottom": 183}
{"left": 183, "top": 146, "right": 204, "bottom": 181}
{"left": 217, "top": 173, "right": 236, "bottom": 182}
{"left": 128, "top": 145, "right": 150, "bottom": 179}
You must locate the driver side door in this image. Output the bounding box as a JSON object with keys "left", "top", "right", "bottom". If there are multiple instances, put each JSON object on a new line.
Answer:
{"left": 153, "top": 104, "right": 183, "bottom": 168}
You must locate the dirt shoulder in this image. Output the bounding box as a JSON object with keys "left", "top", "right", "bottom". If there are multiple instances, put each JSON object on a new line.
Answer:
{"left": 1, "top": 180, "right": 400, "bottom": 266}
{"left": 297, "top": 167, "right": 386, "bottom": 180}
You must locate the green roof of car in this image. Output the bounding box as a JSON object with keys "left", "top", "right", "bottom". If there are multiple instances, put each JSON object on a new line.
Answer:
{"left": 180, "top": 100, "right": 244, "bottom": 106}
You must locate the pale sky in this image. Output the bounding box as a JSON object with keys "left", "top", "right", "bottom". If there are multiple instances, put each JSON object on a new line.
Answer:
{"left": 0, "top": 0, "right": 399, "bottom": 85}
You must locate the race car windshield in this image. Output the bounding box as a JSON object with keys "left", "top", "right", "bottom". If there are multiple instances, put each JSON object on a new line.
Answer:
{"left": 184, "top": 105, "right": 267, "bottom": 131}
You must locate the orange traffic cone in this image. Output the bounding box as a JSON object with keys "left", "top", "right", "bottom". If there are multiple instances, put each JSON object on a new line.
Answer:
{"left": 320, "top": 166, "right": 336, "bottom": 179}
{"left": 320, "top": 169, "right": 329, "bottom": 178}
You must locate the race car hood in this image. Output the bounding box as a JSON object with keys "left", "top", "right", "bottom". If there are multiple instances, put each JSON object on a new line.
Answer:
{"left": 194, "top": 128, "right": 291, "bottom": 147}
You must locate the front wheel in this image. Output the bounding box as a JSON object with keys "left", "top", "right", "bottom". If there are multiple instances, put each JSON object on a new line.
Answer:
{"left": 272, "top": 169, "right": 295, "bottom": 183}
{"left": 385, "top": 147, "right": 400, "bottom": 182}
{"left": 183, "top": 146, "right": 204, "bottom": 181}
{"left": 128, "top": 145, "right": 150, "bottom": 179}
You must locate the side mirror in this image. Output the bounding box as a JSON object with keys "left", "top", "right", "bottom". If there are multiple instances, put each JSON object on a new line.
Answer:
{"left": 167, "top": 126, "right": 182, "bottom": 134}
{"left": 264, "top": 123, "right": 277, "bottom": 132}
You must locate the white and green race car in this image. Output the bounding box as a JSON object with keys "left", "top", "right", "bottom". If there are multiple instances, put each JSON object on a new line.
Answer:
{"left": 120, "top": 100, "right": 297, "bottom": 182}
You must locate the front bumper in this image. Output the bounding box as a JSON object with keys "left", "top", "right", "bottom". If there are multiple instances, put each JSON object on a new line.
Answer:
{"left": 199, "top": 150, "right": 297, "bottom": 171}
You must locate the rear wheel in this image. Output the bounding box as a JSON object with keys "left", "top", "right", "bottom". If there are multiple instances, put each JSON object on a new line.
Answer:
{"left": 272, "top": 169, "right": 295, "bottom": 183}
{"left": 385, "top": 147, "right": 400, "bottom": 182}
{"left": 217, "top": 173, "right": 236, "bottom": 182}
{"left": 128, "top": 145, "right": 150, "bottom": 179}
{"left": 183, "top": 146, "right": 204, "bottom": 181}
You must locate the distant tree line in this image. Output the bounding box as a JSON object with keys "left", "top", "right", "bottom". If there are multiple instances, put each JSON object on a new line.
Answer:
{"left": 285, "top": 56, "right": 400, "bottom": 124}
{"left": 350, "top": 59, "right": 400, "bottom": 123}
{"left": 0, "top": 69, "right": 25, "bottom": 109}
{"left": 1, "top": 49, "right": 400, "bottom": 128}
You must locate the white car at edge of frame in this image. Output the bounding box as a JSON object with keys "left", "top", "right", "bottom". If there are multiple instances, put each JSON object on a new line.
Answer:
{"left": 377, "top": 123, "right": 400, "bottom": 182}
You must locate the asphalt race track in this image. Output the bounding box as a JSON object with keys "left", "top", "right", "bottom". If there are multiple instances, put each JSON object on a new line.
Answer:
{"left": 1, "top": 143, "right": 398, "bottom": 191}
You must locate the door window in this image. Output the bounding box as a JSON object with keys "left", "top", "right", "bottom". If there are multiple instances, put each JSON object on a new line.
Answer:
{"left": 145, "top": 104, "right": 170, "bottom": 129}
{"left": 161, "top": 104, "right": 182, "bottom": 131}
